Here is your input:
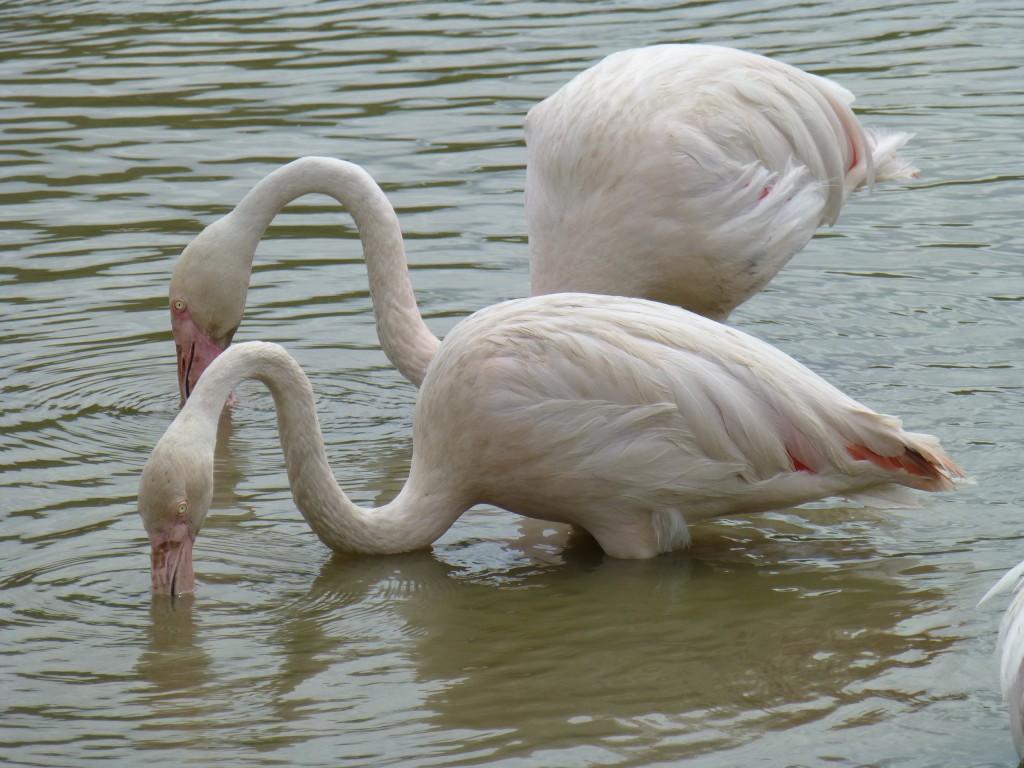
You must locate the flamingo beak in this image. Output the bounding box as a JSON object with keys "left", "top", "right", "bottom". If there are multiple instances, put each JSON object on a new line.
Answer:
{"left": 172, "top": 314, "right": 229, "bottom": 405}
{"left": 149, "top": 519, "right": 196, "bottom": 597}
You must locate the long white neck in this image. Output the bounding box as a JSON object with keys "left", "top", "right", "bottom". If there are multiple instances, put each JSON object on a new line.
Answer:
{"left": 178, "top": 342, "right": 464, "bottom": 553}
{"left": 225, "top": 157, "right": 439, "bottom": 387}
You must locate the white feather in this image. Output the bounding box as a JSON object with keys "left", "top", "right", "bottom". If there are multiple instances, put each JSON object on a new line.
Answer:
{"left": 981, "top": 560, "right": 1024, "bottom": 757}
{"left": 526, "top": 44, "right": 916, "bottom": 320}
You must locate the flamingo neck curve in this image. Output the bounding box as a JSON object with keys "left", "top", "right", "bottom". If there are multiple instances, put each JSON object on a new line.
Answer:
{"left": 176, "top": 341, "right": 462, "bottom": 553}
{"left": 226, "top": 157, "right": 439, "bottom": 387}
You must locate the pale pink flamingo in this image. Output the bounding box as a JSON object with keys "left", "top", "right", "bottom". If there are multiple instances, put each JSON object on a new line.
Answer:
{"left": 141, "top": 293, "right": 961, "bottom": 596}
{"left": 525, "top": 44, "right": 916, "bottom": 318}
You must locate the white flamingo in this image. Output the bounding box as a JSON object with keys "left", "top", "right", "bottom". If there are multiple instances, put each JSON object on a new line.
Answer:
{"left": 140, "top": 293, "right": 962, "bottom": 596}
{"left": 169, "top": 44, "right": 915, "bottom": 400}
{"left": 980, "top": 562, "right": 1024, "bottom": 757}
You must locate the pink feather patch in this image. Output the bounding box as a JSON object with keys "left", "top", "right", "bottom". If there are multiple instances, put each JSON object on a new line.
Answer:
{"left": 846, "top": 444, "right": 937, "bottom": 478}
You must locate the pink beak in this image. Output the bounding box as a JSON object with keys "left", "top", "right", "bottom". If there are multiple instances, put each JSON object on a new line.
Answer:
{"left": 150, "top": 519, "right": 196, "bottom": 596}
{"left": 172, "top": 311, "right": 228, "bottom": 404}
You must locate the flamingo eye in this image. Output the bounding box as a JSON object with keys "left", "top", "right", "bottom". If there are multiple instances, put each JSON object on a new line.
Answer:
{"left": 177, "top": 502, "right": 188, "bottom": 516}
{"left": 171, "top": 299, "right": 187, "bottom": 313}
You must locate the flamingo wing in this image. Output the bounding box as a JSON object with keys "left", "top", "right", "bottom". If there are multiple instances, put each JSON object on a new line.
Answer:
{"left": 426, "top": 295, "right": 957, "bottom": 555}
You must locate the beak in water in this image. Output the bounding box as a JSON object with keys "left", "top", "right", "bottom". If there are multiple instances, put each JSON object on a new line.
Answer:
{"left": 150, "top": 519, "right": 196, "bottom": 597}
{"left": 172, "top": 312, "right": 228, "bottom": 404}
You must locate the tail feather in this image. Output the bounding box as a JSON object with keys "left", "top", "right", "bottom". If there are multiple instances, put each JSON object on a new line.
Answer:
{"left": 846, "top": 434, "right": 964, "bottom": 492}
{"left": 867, "top": 128, "right": 918, "bottom": 182}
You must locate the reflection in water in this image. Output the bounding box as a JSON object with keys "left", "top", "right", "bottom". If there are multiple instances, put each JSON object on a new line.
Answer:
{"left": 139, "top": 595, "right": 204, "bottom": 694}
{"left": 212, "top": 408, "right": 243, "bottom": 500}
{"left": 200, "top": 521, "right": 956, "bottom": 764}
{"left": 136, "top": 595, "right": 237, "bottom": 756}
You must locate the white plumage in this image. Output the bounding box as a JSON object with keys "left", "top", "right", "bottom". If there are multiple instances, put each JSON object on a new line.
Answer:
{"left": 139, "top": 293, "right": 961, "bottom": 596}
{"left": 525, "top": 44, "right": 916, "bottom": 319}
{"left": 980, "top": 562, "right": 1024, "bottom": 756}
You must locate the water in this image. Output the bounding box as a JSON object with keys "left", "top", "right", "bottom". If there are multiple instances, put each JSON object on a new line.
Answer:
{"left": 2, "top": 1, "right": 1022, "bottom": 765}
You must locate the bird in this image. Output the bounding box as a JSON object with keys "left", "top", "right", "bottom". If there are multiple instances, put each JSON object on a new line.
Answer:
{"left": 168, "top": 44, "right": 915, "bottom": 400}
{"left": 139, "top": 292, "right": 962, "bottom": 596}
{"left": 524, "top": 44, "right": 917, "bottom": 319}
{"left": 979, "top": 561, "right": 1024, "bottom": 757}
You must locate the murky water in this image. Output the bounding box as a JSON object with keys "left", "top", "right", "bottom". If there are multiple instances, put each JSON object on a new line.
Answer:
{"left": 2, "top": 1, "right": 1022, "bottom": 766}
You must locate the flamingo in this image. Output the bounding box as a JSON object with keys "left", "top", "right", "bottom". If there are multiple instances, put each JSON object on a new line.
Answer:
{"left": 525, "top": 44, "right": 916, "bottom": 317}
{"left": 169, "top": 44, "right": 915, "bottom": 401}
{"left": 140, "top": 293, "right": 962, "bottom": 596}
{"left": 980, "top": 562, "right": 1024, "bottom": 757}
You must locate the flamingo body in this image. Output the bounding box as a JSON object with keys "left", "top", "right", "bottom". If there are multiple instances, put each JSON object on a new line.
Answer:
{"left": 139, "top": 293, "right": 961, "bottom": 595}
{"left": 526, "top": 44, "right": 916, "bottom": 320}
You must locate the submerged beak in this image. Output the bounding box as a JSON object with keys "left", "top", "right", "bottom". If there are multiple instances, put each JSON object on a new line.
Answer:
{"left": 150, "top": 519, "right": 196, "bottom": 597}
{"left": 172, "top": 314, "right": 228, "bottom": 405}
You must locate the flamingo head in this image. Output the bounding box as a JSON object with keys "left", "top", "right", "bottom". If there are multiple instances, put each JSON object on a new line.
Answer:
{"left": 169, "top": 297, "right": 234, "bottom": 405}
{"left": 169, "top": 215, "right": 254, "bottom": 404}
{"left": 137, "top": 415, "right": 215, "bottom": 597}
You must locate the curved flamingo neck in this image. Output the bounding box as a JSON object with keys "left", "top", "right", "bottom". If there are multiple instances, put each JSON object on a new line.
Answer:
{"left": 181, "top": 342, "right": 462, "bottom": 553}
{"left": 228, "top": 157, "right": 439, "bottom": 387}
